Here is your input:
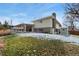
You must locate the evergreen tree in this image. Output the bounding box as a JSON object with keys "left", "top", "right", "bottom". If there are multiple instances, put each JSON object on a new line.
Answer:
{"left": 3, "top": 20, "right": 10, "bottom": 29}
{"left": 0, "top": 21, "right": 3, "bottom": 29}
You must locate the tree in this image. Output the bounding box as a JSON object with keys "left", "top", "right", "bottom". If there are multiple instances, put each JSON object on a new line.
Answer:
{"left": 64, "top": 3, "right": 79, "bottom": 31}
{"left": 3, "top": 20, "right": 10, "bottom": 29}
{"left": 0, "top": 21, "right": 2, "bottom": 29}
{"left": 0, "top": 21, "right": 5, "bottom": 30}
{"left": 0, "top": 21, "right": 1, "bottom": 25}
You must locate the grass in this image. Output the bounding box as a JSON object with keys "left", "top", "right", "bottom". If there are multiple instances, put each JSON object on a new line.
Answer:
{"left": 1, "top": 35, "right": 79, "bottom": 56}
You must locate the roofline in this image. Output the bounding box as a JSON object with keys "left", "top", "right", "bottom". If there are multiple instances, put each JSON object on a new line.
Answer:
{"left": 32, "top": 16, "right": 62, "bottom": 27}
{"left": 32, "top": 16, "right": 53, "bottom": 22}
{"left": 55, "top": 19, "right": 62, "bottom": 27}
{"left": 14, "top": 23, "right": 34, "bottom": 26}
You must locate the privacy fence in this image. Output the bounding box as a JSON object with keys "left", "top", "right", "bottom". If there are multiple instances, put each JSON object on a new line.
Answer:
{"left": 69, "top": 30, "right": 79, "bottom": 35}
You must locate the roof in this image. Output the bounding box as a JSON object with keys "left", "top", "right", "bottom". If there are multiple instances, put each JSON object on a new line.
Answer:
{"left": 32, "top": 16, "right": 52, "bottom": 22}
{"left": 15, "top": 23, "right": 34, "bottom": 27}
{"left": 33, "top": 16, "right": 61, "bottom": 27}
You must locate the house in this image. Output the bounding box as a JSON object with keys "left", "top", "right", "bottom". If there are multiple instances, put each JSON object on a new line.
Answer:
{"left": 12, "top": 23, "right": 34, "bottom": 33}
{"left": 12, "top": 13, "right": 62, "bottom": 34}
{"left": 33, "top": 13, "right": 61, "bottom": 34}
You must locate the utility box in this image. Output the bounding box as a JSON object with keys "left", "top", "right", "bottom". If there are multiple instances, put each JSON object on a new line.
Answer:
{"left": 60, "top": 28, "right": 69, "bottom": 36}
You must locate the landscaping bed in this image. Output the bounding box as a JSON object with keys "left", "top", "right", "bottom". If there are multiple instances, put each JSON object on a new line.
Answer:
{"left": 1, "top": 35, "right": 79, "bottom": 56}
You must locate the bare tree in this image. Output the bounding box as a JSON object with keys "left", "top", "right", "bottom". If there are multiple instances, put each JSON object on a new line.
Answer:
{"left": 64, "top": 3, "right": 79, "bottom": 31}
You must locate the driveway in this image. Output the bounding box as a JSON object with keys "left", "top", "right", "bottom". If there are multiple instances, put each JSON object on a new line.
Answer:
{"left": 16, "top": 32, "right": 79, "bottom": 45}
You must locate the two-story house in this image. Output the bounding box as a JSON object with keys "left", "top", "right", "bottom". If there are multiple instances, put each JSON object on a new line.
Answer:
{"left": 33, "top": 13, "right": 61, "bottom": 34}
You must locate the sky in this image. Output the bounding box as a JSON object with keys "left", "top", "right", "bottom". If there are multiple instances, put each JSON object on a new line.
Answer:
{"left": 0, "top": 3, "right": 65, "bottom": 25}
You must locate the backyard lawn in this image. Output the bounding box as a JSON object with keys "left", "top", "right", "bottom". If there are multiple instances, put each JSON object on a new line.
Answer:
{"left": 1, "top": 35, "right": 79, "bottom": 56}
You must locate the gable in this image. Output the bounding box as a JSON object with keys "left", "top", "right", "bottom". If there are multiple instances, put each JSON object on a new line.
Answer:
{"left": 33, "top": 16, "right": 61, "bottom": 28}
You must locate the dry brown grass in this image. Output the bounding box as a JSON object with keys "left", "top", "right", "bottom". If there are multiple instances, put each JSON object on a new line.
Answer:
{"left": 0, "top": 29, "right": 11, "bottom": 36}
{"left": 1, "top": 35, "right": 79, "bottom": 56}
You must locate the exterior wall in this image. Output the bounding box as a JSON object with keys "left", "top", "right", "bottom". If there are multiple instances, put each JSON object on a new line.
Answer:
{"left": 13, "top": 27, "right": 24, "bottom": 30}
{"left": 60, "top": 28, "right": 69, "bottom": 35}
{"left": 55, "top": 23, "right": 61, "bottom": 29}
{"left": 50, "top": 28, "right": 60, "bottom": 34}
{"left": 50, "top": 28, "right": 54, "bottom": 34}
{"left": 33, "top": 17, "right": 61, "bottom": 34}
{"left": 33, "top": 18, "right": 52, "bottom": 28}
{"left": 34, "top": 27, "right": 51, "bottom": 33}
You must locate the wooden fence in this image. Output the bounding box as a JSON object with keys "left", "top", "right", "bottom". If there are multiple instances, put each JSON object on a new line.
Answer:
{"left": 69, "top": 30, "right": 79, "bottom": 35}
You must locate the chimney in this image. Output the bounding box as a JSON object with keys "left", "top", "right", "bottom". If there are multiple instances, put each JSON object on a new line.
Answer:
{"left": 52, "top": 12, "right": 56, "bottom": 19}
{"left": 52, "top": 12, "right": 56, "bottom": 28}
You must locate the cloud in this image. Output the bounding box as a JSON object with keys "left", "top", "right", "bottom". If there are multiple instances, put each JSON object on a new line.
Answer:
{"left": 0, "top": 4, "right": 64, "bottom": 26}
{"left": 11, "top": 13, "right": 27, "bottom": 17}
{"left": 10, "top": 13, "right": 32, "bottom": 23}
{"left": 0, "top": 16, "right": 20, "bottom": 25}
{"left": 0, "top": 16, "right": 11, "bottom": 24}
{"left": 0, "top": 12, "right": 34, "bottom": 25}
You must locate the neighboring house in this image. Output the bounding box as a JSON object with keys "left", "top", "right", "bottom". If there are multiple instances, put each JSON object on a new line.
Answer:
{"left": 33, "top": 13, "right": 61, "bottom": 34}
{"left": 12, "top": 23, "right": 34, "bottom": 33}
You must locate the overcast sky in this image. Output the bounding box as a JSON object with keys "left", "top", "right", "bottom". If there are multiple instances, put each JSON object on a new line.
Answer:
{"left": 0, "top": 3, "right": 65, "bottom": 25}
